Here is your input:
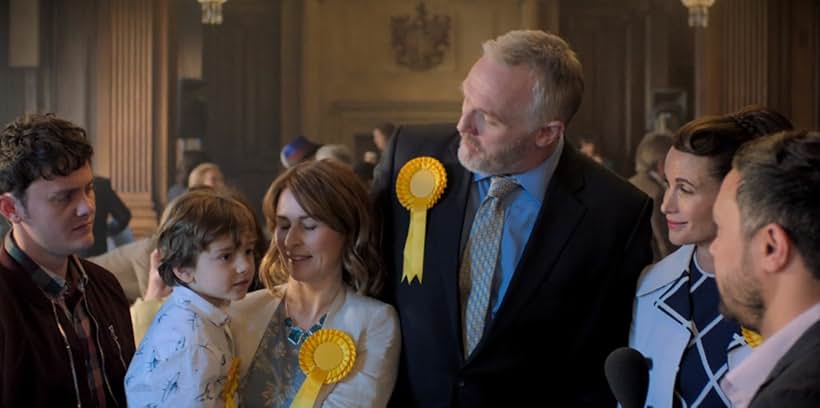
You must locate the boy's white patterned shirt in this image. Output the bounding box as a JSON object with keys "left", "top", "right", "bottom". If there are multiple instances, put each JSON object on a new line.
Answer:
{"left": 125, "top": 286, "right": 236, "bottom": 407}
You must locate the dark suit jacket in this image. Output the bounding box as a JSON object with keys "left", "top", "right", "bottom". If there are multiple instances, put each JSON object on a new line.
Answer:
{"left": 373, "top": 124, "right": 653, "bottom": 407}
{"left": 750, "top": 320, "right": 820, "bottom": 408}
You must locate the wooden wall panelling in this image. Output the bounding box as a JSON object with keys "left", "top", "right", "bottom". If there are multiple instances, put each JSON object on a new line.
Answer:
{"left": 642, "top": 0, "right": 694, "bottom": 131}
{"left": 176, "top": 0, "right": 202, "bottom": 81}
{"left": 7, "top": 0, "right": 41, "bottom": 116}
{"left": 695, "top": 0, "right": 765, "bottom": 115}
{"left": 520, "top": 0, "right": 540, "bottom": 29}
{"left": 202, "top": 0, "right": 281, "bottom": 220}
{"left": 559, "top": 0, "right": 647, "bottom": 176}
{"left": 280, "top": 0, "right": 304, "bottom": 147}
{"left": 541, "top": 0, "right": 560, "bottom": 33}
{"left": 0, "top": 0, "right": 25, "bottom": 124}
{"left": 693, "top": 19, "right": 714, "bottom": 117}
{"left": 50, "top": 0, "right": 94, "bottom": 132}
{"left": 766, "top": 0, "right": 790, "bottom": 116}
{"left": 733, "top": 0, "right": 768, "bottom": 112}
{"left": 302, "top": 0, "right": 322, "bottom": 144}
{"left": 787, "top": 0, "right": 818, "bottom": 130}
{"left": 694, "top": 0, "right": 819, "bottom": 130}
{"left": 8, "top": 0, "right": 39, "bottom": 67}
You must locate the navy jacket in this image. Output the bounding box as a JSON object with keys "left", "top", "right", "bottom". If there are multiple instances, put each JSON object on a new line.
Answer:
{"left": 373, "top": 124, "right": 653, "bottom": 407}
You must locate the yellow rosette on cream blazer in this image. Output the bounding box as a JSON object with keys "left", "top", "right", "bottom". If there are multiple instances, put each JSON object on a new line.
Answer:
{"left": 291, "top": 329, "right": 357, "bottom": 408}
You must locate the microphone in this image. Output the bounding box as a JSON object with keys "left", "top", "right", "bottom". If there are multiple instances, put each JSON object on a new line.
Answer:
{"left": 605, "top": 347, "right": 650, "bottom": 408}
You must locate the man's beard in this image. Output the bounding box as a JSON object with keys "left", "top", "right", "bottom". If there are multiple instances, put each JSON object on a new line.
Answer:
{"left": 719, "top": 295, "right": 765, "bottom": 332}
{"left": 718, "top": 253, "right": 766, "bottom": 331}
{"left": 457, "top": 133, "right": 531, "bottom": 175}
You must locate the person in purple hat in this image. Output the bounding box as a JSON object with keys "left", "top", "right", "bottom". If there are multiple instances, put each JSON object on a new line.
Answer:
{"left": 280, "top": 135, "right": 321, "bottom": 168}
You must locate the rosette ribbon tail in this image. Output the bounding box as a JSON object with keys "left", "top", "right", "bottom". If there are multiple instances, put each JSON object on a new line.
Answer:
{"left": 402, "top": 208, "right": 427, "bottom": 284}
{"left": 395, "top": 156, "right": 447, "bottom": 287}
{"left": 223, "top": 357, "right": 241, "bottom": 408}
{"left": 291, "top": 368, "right": 329, "bottom": 408}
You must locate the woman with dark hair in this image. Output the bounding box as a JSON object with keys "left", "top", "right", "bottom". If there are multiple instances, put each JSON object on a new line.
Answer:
{"left": 231, "top": 159, "right": 399, "bottom": 407}
{"left": 629, "top": 105, "right": 793, "bottom": 408}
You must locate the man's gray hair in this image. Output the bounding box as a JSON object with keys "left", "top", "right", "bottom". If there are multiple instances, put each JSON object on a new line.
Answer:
{"left": 482, "top": 30, "right": 584, "bottom": 129}
{"left": 733, "top": 130, "right": 820, "bottom": 280}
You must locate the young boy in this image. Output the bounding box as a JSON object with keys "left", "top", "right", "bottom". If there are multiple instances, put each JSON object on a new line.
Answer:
{"left": 125, "top": 189, "right": 258, "bottom": 407}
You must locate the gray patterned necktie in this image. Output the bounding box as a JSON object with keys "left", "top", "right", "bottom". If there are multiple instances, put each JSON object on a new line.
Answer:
{"left": 460, "top": 176, "right": 519, "bottom": 357}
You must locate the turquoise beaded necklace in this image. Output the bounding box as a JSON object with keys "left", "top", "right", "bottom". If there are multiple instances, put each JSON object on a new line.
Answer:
{"left": 283, "top": 295, "right": 329, "bottom": 346}
{"left": 284, "top": 314, "right": 327, "bottom": 346}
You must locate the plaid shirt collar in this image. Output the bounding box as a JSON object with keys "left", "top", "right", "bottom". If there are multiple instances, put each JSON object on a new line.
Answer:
{"left": 4, "top": 231, "right": 87, "bottom": 298}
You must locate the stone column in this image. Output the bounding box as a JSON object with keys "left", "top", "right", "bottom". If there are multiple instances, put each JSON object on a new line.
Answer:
{"left": 93, "top": 0, "right": 169, "bottom": 238}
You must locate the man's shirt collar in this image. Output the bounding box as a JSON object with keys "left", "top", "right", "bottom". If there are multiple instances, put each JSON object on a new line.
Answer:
{"left": 472, "top": 136, "right": 564, "bottom": 204}
{"left": 5, "top": 230, "right": 87, "bottom": 298}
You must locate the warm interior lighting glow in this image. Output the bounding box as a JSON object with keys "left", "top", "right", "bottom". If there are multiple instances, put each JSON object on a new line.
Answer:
{"left": 681, "top": 0, "right": 715, "bottom": 28}
{"left": 197, "top": 0, "right": 227, "bottom": 25}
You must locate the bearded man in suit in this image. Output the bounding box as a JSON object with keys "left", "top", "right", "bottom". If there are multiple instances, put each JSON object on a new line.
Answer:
{"left": 713, "top": 130, "right": 820, "bottom": 408}
{"left": 373, "top": 29, "right": 653, "bottom": 407}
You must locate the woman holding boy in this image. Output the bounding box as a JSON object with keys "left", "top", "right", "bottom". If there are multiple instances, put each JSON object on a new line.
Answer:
{"left": 232, "top": 159, "right": 400, "bottom": 407}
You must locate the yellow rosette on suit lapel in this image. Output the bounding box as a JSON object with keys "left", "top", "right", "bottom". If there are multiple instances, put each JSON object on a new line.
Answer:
{"left": 291, "top": 329, "right": 356, "bottom": 408}
{"left": 395, "top": 157, "right": 447, "bottom": 284}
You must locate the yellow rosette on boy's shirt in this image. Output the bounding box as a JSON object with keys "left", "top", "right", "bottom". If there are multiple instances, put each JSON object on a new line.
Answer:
{"left": 395, "top": 157, "right": 447, "bottom": 285}
{"left": 291, "top": 329, "right": 356, "bottom": 408}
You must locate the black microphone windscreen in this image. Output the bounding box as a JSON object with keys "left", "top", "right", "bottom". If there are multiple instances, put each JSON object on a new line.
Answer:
{"left": 605, "top": 347, "right": 650, "bottom": 408}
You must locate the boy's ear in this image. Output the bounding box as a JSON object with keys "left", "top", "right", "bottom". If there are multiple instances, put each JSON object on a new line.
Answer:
{"left": 173, "top": 266, "right": 195, "bottom": 284}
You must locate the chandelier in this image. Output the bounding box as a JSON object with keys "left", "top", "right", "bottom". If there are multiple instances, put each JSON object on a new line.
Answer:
{"left": 680, "top": 0, "right": 715, "bottom": 28}
{"left": 198, "top": 0, "right": 227, "bottom": 25}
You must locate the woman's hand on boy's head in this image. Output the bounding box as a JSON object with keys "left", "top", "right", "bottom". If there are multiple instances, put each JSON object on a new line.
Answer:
{"left": 145, "top": 249, "right": 172, "bottom": 300}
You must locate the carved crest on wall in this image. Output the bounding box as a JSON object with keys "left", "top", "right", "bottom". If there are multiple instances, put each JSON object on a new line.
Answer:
{"left": 390, "top": 3, "right": 451, "bottom": 71}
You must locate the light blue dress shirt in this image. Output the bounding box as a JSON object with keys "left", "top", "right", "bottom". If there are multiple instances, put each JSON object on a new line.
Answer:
{"left": 464, "top": 137, "right": 564, "bottom": 316}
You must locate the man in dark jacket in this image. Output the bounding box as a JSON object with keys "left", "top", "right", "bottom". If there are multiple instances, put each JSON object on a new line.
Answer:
{"left": 712, "top": 130, "right": 820, "bottom": 408}
{"left": 374, "top": 30, "right": 652, "bottom": 407}
{"left": 0, "top": 113, "right": 135, "bottom": 407}
{"left": 80, "top": 176, "right": 132, "bottom": 257}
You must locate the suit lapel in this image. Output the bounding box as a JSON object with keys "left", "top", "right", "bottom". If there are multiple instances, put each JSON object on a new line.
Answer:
{"left": 754, "top": 320, "right": 820, "bottom": 396}
{"left": 483, "top": 144, "right": 587, "bottom": 339}
{"left": 424, "top": 136, "right": 472, "bottom": 350}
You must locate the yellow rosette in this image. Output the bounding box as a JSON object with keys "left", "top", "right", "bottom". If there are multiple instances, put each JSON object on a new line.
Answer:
{"left": 395, "top": 157, "right": 447, "bottom": 284}
{"left": 742, "top": 326, "right": 762, "bottom": 348}
{"left": 291, "top": 329, "right": 356, "bottom": 408}
{"left": 222, "top": 357, "right": 241, "bottom": 408}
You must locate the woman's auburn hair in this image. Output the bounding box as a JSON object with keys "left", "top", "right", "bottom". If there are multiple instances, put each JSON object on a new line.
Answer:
{"left": 259, "top": 159, "right": 383, "bottom": 296}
